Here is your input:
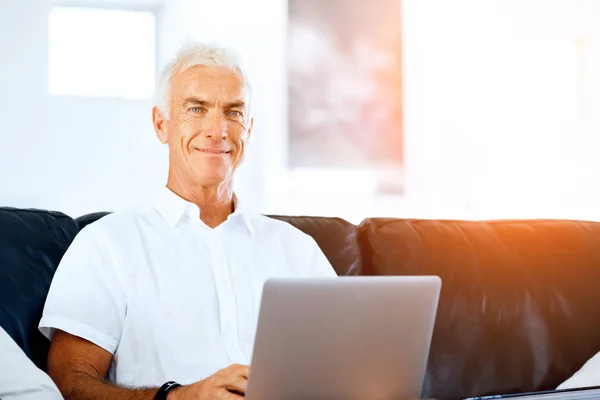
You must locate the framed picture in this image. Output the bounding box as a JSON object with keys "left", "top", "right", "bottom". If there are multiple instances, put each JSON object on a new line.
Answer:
{"left": 287, "top": 0, "right": 404, "bottom": 193}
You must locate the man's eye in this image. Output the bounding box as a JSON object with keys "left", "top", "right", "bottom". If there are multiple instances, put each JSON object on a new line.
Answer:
{"left": 229, "top": 110, "right": 242, "bottom": 117}
{"left": 190, "top": 107, "right": 201, "bottom": 112}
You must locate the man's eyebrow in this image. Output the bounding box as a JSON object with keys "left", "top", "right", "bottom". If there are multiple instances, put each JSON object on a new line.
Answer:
{"left": 182, "top": 98, "right": 210, "bottom": 106}
{"left": 182, "top": 99, "right": 246, "bottom": 109}
{"left": 225, "top": 101, "right": 246, "bottom": 109}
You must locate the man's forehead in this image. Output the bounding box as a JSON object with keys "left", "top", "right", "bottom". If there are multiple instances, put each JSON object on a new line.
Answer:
{"left": 172, "top": 66, "right": 248, "bottom": 103}
{"left": 176, "top": 66, "right": 244, "bottom": 88}
{"left": 170, "top": 66, "right": 250, "bottom": 109}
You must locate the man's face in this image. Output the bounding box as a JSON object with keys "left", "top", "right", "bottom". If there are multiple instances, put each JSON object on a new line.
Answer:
{"left": 154, "top": 65, "right": 252, "bottom": 187}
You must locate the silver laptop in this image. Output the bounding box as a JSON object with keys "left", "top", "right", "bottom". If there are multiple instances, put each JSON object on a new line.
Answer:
{"left": 245, "top": 276, "right": 442, "bottom": 400}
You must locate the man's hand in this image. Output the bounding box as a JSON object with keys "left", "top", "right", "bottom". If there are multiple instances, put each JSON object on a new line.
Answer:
{"left": 169, "top": 364, "right": 249, "bottom": 400}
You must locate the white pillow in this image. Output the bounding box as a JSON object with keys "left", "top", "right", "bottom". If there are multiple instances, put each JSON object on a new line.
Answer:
{"left": 557, "top": 351, "right": 600, "bottom": 390}
{"left": 0, "top": 327, "right": 63, "bottom": 399}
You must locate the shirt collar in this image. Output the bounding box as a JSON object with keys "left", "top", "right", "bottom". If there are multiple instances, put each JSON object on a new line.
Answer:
{"left": 228, "top": 193, "right": 254, "bottom": 236}
{"left": 153, "top": 186, "right": 253, "bottom": 235}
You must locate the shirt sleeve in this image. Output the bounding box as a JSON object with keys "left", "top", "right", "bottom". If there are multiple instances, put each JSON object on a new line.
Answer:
{"left": 0, "top": 327, "right": 63, "bottom": 400}
{"left": 39, "top": 224, "right": 126, "bottom": 354}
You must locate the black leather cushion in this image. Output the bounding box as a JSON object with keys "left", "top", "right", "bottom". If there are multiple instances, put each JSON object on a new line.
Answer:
{"left": 359, "top": 218, "right": 600, "bottom": 400}
{"left": 75, "top": 213, "right": 363, "bottom": 276}
{"left": 269, "top": 215, "right": 362, "bottom": 276}
{"left": 0, "top": 207, "right": 79, "bottom": 369}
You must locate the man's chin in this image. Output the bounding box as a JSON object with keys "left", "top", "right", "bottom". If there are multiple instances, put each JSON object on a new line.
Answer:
{"left": 188, "top": 164, "right": 230, "bottom": 183}
{"left": 191, "top": 173, "right": 232, "bottom": 188}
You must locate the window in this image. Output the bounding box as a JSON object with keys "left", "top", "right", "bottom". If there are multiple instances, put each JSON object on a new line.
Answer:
{"left": 48, "top": 6, "right": 156, "bottom": 99}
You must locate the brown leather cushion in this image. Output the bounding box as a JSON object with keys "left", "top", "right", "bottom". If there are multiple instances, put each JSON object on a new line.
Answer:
{"left": 359, "top": 218, "right": 600, "bottom": 400}
{"left": 269, "top": 215, "right": 362, "bottom": 276}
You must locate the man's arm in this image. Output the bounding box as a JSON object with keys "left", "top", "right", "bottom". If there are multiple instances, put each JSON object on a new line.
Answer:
{"left": 48, "top": 330, "right": 248, "bottom": 400}
{"left": 47, "top": 330, "right": 158, "bottom": 400}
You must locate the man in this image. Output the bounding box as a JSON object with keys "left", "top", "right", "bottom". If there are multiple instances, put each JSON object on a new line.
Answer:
{"left": 0, "top": 327, "right": 63, "bottom": 400}
{"left": 39, "top": 42, "right": 337, "bottom": 400}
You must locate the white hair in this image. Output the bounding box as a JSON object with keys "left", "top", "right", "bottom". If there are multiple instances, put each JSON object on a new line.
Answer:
{"left": 155, "top": 42, "right": 251, "bottom": 120}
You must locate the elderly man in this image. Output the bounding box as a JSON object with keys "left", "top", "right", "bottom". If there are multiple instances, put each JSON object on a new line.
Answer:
{"left": 39, "top": 42, "right": 336, "bottom": 400}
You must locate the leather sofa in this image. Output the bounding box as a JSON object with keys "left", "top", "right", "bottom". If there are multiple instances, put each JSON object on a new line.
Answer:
{"left": 2, "top": 206, "right": 600, "bottom": 400}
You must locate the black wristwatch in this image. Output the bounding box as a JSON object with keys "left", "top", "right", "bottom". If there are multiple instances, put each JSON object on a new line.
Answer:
{"left": 155, "top": 381, "right": 181, "bottom": 400}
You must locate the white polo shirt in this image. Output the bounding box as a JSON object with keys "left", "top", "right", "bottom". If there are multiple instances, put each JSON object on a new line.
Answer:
{"left": 39, "top": 187, "right": 336, "bottom": 388}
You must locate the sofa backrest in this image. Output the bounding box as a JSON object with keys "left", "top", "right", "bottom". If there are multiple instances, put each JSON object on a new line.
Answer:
{"left": 3, "top": 207, "right": 600, "bottom": 400}
{"left": 0, "top": 207, "right": 79, "bottom": 370}
{"left": 359, "top": 218, "right": 600, "bottom": 399}
{"left": 267, "top": 215, "right": 363, "bottom": 276}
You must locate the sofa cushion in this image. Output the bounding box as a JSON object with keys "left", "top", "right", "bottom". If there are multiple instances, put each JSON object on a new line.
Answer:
{"left": 0, "top": 207, "right": 79, "bottom": 370}
{"left": 267, "top": 215, "right": 362, "bottom": 276}
{"left": 359, "top": 218, "right": 600, "bottom": 400}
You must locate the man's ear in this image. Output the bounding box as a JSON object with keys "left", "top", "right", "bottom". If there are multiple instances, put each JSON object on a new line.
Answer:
{"left": 246, "top": 116, "right": 254, "bottom": 140}
{"left": 152, "top": 106, "right": 168, "bottom": 144}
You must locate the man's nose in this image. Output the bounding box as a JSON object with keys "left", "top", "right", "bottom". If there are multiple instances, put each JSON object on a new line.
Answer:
{"left": 203, "top": 111, "right": 227, "bottom": 139}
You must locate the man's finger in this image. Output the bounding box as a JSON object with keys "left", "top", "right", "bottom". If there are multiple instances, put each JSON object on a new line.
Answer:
{"left": 213, "top": 365, "right": 246, "bottom": 387}
{"left": 221, "top": 388, "right": 244, "bottom": 400}
{"left": 238, "top": 365, "right": 249, "bottom": 379}
{"left": 224, "top": 376, "right": 248, "bottom": 394}
{"left": 227, "top": 364, "right": 249, "bottom": 379}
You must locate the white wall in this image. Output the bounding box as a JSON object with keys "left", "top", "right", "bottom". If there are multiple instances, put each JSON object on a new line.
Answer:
{"left": 0, "top": 0, "right": 166, "bottom": 217}
{"left": 3, "top": 0, "right": 600, "bottom": 221}
{"left": 404, "top": 0, "right": 600, "bottom": 220}
{"left": 0, "top": 0, "right": 51, "bottom": 208}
